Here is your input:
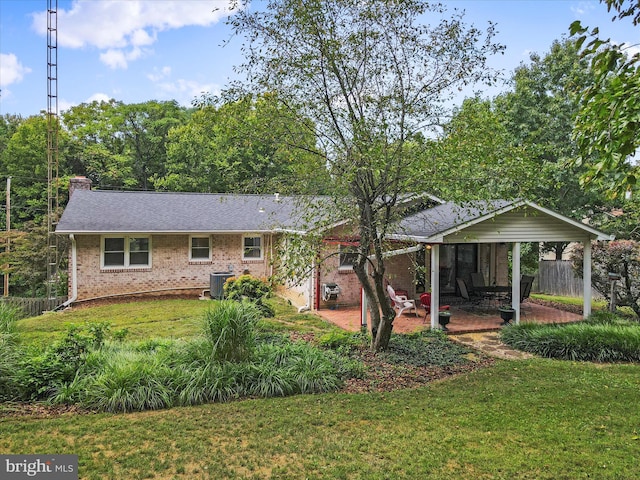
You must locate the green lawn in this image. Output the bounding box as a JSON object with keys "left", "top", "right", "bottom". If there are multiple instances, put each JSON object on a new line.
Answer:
{"left": 3, "top": 298, "right": 640, "bottom": 479}
{"left": 16, "top": 297, "right": 340, "bottom": 345}
{"left": 2, "top": 360, "right": 639, "bottom": 479}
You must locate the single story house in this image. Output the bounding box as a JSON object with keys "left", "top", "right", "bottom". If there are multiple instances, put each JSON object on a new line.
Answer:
{"left": 56, "top": 176, "right": 613, "bottom": 329}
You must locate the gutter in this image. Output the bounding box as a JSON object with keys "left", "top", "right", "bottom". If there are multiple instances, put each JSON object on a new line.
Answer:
{"left": 56, "top": 234, "right": 77, "bottom": 310}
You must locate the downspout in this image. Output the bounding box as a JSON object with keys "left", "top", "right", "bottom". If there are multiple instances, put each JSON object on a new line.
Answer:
{"left": 56, "top": 234, "right": 77, "bottom": 310}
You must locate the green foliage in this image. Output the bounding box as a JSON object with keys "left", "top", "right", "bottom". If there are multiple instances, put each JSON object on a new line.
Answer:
{"left": 501, "top": 315, "right": 640, "bottom": 362}
{"left": 223, "top": 274, "right": 275, "bottom": 317}
{"left": 380, "top": 330, "right": 471, "bottom": 367}
{"left": 570, "top": 0, "right": 640, "bottom": 196}
{"left": 0, "top": 303, "right": 20, "bottom": 400}
{"left": 13, "top": 322, "right": 111, "bottom": 400}
{"left": 81, "top": 353, "right": 177, "bottom": 413}
{"left": 572, "top": 240, "right": 640, "bottom": 318}
{"left": 157, "top": 93, "right": 328, "bottom": 194}
{"left": 202, "top": 300, "right": 260, "bottom": 363}
{"left": 62, "top": 99, "right": 190, "bottom": 190}
{"left": 433, "top": 97, "right": 538, "bottom": 202}
{"left": 317, "top": 330, "right": 364, "bottom": 351}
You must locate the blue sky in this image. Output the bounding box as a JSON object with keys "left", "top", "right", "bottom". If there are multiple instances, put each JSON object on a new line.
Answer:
{"left": 0, "top": 0, "right": 637, "bottom": 117}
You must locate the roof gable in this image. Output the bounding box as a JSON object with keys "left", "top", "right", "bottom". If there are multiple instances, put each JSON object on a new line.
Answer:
{"left": 392, "top": 200, "right": 613, "bottom": 243}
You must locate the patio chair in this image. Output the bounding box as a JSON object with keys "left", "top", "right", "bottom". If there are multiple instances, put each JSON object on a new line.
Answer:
{"left": 456, "top": 277, "right": 491, "bottom": 308}
{"left": 470, "top": 272, "right": 486, "bottom": 291}
{"left": 520, "top": 275, "right": 535, "bottom": 303}
{"left": 387, "top": 285, "right": 418, "bottom": 318}
{"left": 419, "top": 292, "right": 450, "bottom": 323}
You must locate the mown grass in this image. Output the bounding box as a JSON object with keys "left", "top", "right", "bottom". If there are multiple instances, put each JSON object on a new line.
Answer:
{"left": 2, "top": 360, "right": 640, "bottom": 479}
{"left": 531, "top": 293, "right": 607, "bottom": 309}
{"left": 4, "top": 296, "right": 640, "bottom": 478}
{"left": 16, "top": 297, "right": 337, "bottom": 346}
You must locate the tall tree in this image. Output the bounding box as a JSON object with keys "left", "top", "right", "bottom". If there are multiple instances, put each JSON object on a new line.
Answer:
{"left": 570, "top": 0, "right": 640, "bottom": 196}
{"left": 62, "top": 99, "right": 190, "bottom": 190}
{"left": 434, "top": 97, "right": 537, "bottom": 201}
{"left": 229, "top": 0, "right": 503, "bottom": 350}
{"left": 157, "top": 93, "right": 328, "bottom": 194}
{"left": 494, "top": 39, "right": 610, "bottom": 258}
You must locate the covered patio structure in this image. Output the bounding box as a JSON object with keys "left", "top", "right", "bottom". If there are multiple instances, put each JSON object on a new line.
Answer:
{"left": 359, "top": 200, "right": 613, "bottom": 331}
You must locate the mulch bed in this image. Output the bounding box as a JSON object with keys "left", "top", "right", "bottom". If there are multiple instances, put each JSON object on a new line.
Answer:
{"left": 340, "top": 346, "right": 495, "bottom": 394}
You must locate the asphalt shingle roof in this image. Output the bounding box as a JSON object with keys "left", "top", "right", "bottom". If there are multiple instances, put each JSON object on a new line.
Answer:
{"left": 396, "top": 200, "right": 514, "bottom": 239}
{"left": 56, "top": 190, "right": 311, "bottom": 234}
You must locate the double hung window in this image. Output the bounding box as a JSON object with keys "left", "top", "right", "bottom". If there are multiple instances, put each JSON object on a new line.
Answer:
{"left": 102, "top": 236, "right": 151, "bottom": 268}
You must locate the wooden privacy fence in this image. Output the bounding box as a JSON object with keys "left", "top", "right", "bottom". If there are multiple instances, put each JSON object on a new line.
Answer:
{"left": 0, "top": 296, "right": 67, "bottom": 318}
{"left": 537, "top": 260, "right": 588, "bottom": 297}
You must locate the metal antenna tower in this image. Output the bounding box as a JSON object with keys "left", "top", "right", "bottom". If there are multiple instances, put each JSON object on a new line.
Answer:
{"left": 46, "top": 0, "right": 60, "bottom": 299}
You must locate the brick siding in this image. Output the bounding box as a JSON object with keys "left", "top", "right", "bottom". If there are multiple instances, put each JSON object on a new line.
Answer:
{"left": 72, "top": 233, "right": 274, "bottom": 300}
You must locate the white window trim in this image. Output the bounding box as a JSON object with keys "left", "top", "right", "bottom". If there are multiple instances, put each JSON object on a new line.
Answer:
{"left": 338, "top": 245, "right": 357, "bottom": 271}
{"left": 101, "top": 235, "right": 152, "bottom": 269}
{"left": 242, "top": 234, "right": 263, "bottom": 261}
{"left": 189, "top": 235, "right": 212, "bottom": 261}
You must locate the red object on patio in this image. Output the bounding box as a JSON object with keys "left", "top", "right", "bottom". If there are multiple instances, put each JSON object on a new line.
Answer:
{"left": 419, "top": 292, "right": 450, "bottom": 321}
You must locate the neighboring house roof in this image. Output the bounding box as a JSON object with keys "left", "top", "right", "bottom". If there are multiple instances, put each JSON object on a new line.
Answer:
{"left": 391, "top": 199, "right": 614, "bottom": 243}
{"left": 55, "top": 190, "right": 311, "bottom": 234}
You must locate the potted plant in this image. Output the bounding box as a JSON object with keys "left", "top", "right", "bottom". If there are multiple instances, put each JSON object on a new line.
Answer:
{"left": 498, "top": 306, "right": 515, "bottom": 325}
{"left": 438, "top": 311, "right": 451, "bottom": 331}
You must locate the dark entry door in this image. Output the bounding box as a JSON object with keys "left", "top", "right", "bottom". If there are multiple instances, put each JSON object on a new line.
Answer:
{"left": 439, "top": 244, "right": 478, "bottom": 294}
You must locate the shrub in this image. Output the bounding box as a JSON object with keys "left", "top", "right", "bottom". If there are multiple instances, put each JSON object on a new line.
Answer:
{"left": 14, "top": 322, "right": 112, "bottom": 400}
{"left": 224, "top": 275, "right": 275, "bottom": 317}
{"left": 572, "top": 240, "right": 640, "bottom": 319}
{"left": 203, "top": 300, "right": 260, "bottom": 363}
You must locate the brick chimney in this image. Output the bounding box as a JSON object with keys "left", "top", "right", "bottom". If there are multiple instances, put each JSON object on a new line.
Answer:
{"left": 69, "top": 176, "right": 92, "bottom": 198}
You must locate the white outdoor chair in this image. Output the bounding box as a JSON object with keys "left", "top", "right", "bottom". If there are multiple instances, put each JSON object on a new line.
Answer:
{"left": 387, "top": 285, "right": 418, "bottom": 318}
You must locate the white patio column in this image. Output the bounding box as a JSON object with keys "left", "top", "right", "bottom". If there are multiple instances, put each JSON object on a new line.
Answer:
{"left": 430, "top": 244, "right": 440, "bottom": 330}
{"left": 361, "top": 287, "right": 368, "bottom": 329}
{"left": 511, "top": 242, "right": 521, "bottom": 324}
{"left": 583, "top": 240, "right": 592, "bottom": 319}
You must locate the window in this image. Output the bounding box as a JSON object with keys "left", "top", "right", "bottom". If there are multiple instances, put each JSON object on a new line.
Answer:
{"left": 190, "top": 236, "right": 211, "bottom": 261}
{"left": 339, "top": 245, "right": 358, "bottom": 269}
{"left": 102, "top": 236, "right": 151, "bottom": 268}
{"left": 243, "top": 235, "right": 263, "bottom": 260}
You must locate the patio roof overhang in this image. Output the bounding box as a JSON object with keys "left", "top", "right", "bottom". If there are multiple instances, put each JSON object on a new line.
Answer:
{"left": 387, "top": 200, "right": 614, "bottom": 245}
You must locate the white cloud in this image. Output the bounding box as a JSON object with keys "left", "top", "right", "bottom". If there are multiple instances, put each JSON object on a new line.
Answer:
{"left": 155, "top": 77, "right": 218, "bottom": 106}
{"left": 147, "top": 66, "right": 172, "bottom": 83}
{"left": 86, "top": 92, "right": 112, "bottom": 104}
{"left": 31, "top": 1, "right": 241, "bottom": 69}
{"left": 0, "top": 53, "right": 32, "bottom": 87}
{"left": 59, "top": 93, "right": 112, "bottom": 113}
{"left": 570, "top": 2, "right": 596, "bottom": 17}
{"left": 100, "top": 46, "right": 146, "bottom": 70}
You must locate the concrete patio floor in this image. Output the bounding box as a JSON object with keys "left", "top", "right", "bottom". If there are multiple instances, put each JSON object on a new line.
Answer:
{"left": 317, "top": 301, "right": 583, "bottom": 335}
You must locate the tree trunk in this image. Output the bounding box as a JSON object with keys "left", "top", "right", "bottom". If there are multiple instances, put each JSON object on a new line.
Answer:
{"left": 373, "top": 312, "right": 395, "bottom": 351}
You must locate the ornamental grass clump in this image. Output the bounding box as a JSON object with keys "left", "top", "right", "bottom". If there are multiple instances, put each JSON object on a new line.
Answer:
{"left": 0, "top": 303, "right": 21, "bottom": 400}
{"left": 203, "top": 300, "right": 260, "bottom": 363}
{"left": 501, "top": 316, "right": 640, "bottom": 363}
